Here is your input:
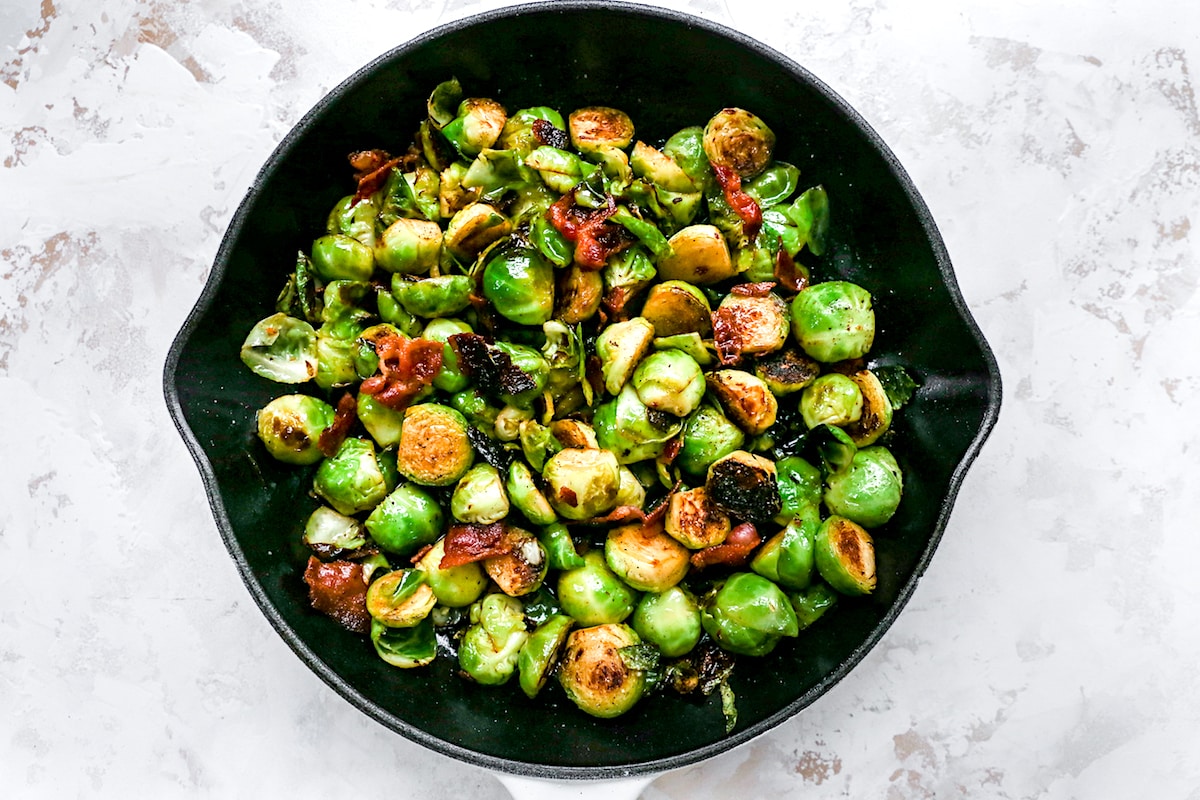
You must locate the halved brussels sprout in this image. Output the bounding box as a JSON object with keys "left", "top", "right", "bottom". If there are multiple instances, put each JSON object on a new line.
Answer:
{"left": 814, "top": 516, "right": 877, "bottom": 595}
{"left": 596, "top": 316, "right": 655, "bottom": 395}
{"left": 823, "top": 446, "right": 903, "bottom": 528}
{"left": 538, "top": 522, "right": 584, "bottom": 571}
{"left": 614, "top": 465, "right": 647, "bottom": 508}
{"left": 542, "top": 447, "right": 621, "bottom": 521}
{"left": 364, "top": 481, "right": 444, "bottom": 556}
{"left": 494, "top": 341, "right": 551, "bottom": 409}
{"left": 356, "top": 390, "right": 405, "bottom": 448}
{"left": 526, "top": 145, "right": 586, "bottom": 192}
{"left": 391, "top": 274, "right": 473, "bottom": 319}
{"left": 441, "top": 97, "right": 507, "bottom": 158}
{"left": 706, "top": 369, "right": 779, "bottom": 435}
{"left": 421, "top": 317, "right": 473, "bottom": 393}
{"left": 311, "top": 233, "right": 374, "bottom": 282}
{"left": 791, "top": 281, "right": 876, "bottom": 363}
{"left": 662, "top": 125, "right": 711, "bottom": 189}
{"left": 313, "top": 437, "right": 390, "bottom": 516}
{"left": 800, "top": 373, "right": 864, "bottom": 429}
{"left": 631, "top": 349, "right": 706, "bottom": 417}
{"left": 396, "top": 403, "right": 474, "bottom": 486}
{"left": 240, "top": 312, "right": 318, "bottom": 384}
{"left": 568, "top": 106, "right": 635, "bottom": 155}
{"left": 843, "top": 369, "right": 894, "bottom": 447}
{"left": 371, "top": 617, "right": 436, "bottom": 669}
{"left": 703, "top": 107, "right": 776, "bottom": 179}
{"left": 558, "top": 623, "right": 646, "bottom": 719}
{"left": 754, "top": 347, "right": 821, "bottom": 396}
{"left": 656, "top": 224, "right": 735, "bottom": 285}
{"left": 255, "top": 394, "right": 334, "bottom": 464}
{"left": 557, "top": 550, "right": 638, "bottom": 626}
{"left": 366, "top": 569, "right": 436, "bottom": 627}
{"left": 705, "top": 450, "right": 781, "bottom": 523}
{"left": 665, "top": 486, "right": 732, "bottom": 550}
{"left": 374, "top": 218, "right": 443, "bottom": 274}
{"left": 494, "top": 405, "right": 535, "bottom": 442}
{"left": 713, "top": 290, "right": 790, "bottom": 358}
{"left": 482, "top": 247, "right": 555, "bottom": 326}
{"left": 554, "top": 266, "right": 604, "bottom": 323}
{"left": 751, "top": 509, "right": 818, "bottom": 590}
{"left": 631, "top": 586, "right": 702, "bottom": 658}
{"left": 450, "top": 463, "right": 510, "bottom": 524}
{"left": 444, "top": 202, "right": 512, "bottom": 260}
{"left": 413, "top": 538, "right": 488, "bottom": 607}
{"left": 458, "top": 593, "right": 528, "bottom": 685}
{"left": 518, "top": 614, "right": 574, "bottom": 699}
{"left": 518, "top": 419, "right": 563, "bottom": 473}
{"left": 744, "top": 162, "right": 800, "bottom": 207}
{"left": 677, "top": 403, "right": 746, "bottom": 477}
{"left": 550, "top": 419, "right": 599, "bottom": 450}
{"left": 483, "top": 527, "right": 548, "bottom": 597}
{"left": 653, "top": 332, "right": 713, "bottom": 366}
{"left": 593, "top": 384, "right": 683, "bottom": 464}
{"left": 700, "top": 572, "right": 798, "bottom": 657}
{"left": 630, "top": 140, "right": 697, "bottom": 192}
{"left": 605, "top": 520, "right": 691, "bottom": 593}
{"left": 303, "top": 505, "right": 368, "bottom": 556}
{"left": 498, "top": 106, "right": 567, "bottom": 154}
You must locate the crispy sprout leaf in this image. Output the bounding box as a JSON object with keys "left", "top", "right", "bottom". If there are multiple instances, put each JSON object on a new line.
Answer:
{"left": 874, "top": 365, "right": 920, "bottom": 410}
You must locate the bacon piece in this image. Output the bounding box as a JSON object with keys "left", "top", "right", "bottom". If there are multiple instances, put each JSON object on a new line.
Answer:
{"left": 360, "top": 335, "right": 444, "bottom": 409}
{"left": 690, "top": 522, "right": 762, "bottom": 570}
{"left": 533, "top": 118, "right": 570, "bottom": 150}
{"left": 352, "top": 152, "right": 403, "bottom": 203}
{"left": 440, "top": 523, "right": 511, "bottom": 568}
{"left": 774, "top": 249, "right": 807, "bottom": 294}
{"left": 712, "top": 164, "right": 762, "bottom": 241}
{"left": 303, "top": 556, "right": 371, "bottom": 633}
{"left": 448, "top": 333, "right": 537, "bottom": 398}
{"left": 712, "top": 304, "right": 744, "bottom": 366}
{"left": 730, "top": 281, "right": 776, "bottom": 297}
{"left": 318, "top": 392, "right": 358, "bottom": 457}
{"left": 546, "top": 193, "right": 634, "bottom": 270}
{"left": 660, "top": 437, "right": 683, "bottom": 465}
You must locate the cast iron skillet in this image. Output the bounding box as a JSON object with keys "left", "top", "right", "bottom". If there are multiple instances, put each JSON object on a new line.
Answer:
{"left": 163, "top": 0, "right": 1001, "bottom": 784}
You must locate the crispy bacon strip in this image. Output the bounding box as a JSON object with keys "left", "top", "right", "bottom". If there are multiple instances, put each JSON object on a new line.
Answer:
{"left": 774, "top": 249, "right": 807, "bottom": 293}
{"left": 303, "top": 556, "right": 371, "bottom": 633}
{"left": 546, "top": 193, "right": 634, "bottom": 270}
{"left": 712, "top": 164, "right": 762, "bottom": 241}
{"left": 449, "top": 333, "right": 537, "bottom": 398}
{"left": 690, "top": 522, "right": 762, "bottom": 570}
{"left": 318, "top": 392, "right": 358, "bottom": 457}
{"left": 440, "top": 523, "right": 511, "bottom": 568}
{"left": 532, "top": 118, "right": 570, "bottom": 150}
{"left": 360, "top": 335, "right": 444, "bottom": 409}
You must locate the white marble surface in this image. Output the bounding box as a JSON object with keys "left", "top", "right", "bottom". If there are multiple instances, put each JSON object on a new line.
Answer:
{"left": 3, "top": 0, "right": 1199, "bottom": 797}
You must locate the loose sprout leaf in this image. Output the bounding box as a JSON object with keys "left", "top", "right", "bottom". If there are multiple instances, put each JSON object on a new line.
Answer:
{"left": 874, "top": 365, "right": 920, "bottom": 410}
{"left": 719, "top": 679, "right": 738, "bottom": 734}
{"left": 619, "top": 643, "right": 665, "bottom": 689}
{"left": 427, "top": 78, "right": 463, "bottom": 128}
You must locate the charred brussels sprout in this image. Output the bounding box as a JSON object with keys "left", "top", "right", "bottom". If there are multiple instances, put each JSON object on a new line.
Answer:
{"left": 631, "top": 586, "right": 702, "bottom": 658}
{"left": 823, "top": 446, "right": 903, "bottom": 528}
{"left": 631, "top": 349, "right": 706, "bottom": 417}
{"left": 413, "top": 538, "right": 488, "bottom": 607}
{"left": 713, "top": 290, "right": 790, "bottom": 358}
{"left": 843, "top": 369, "right": 894, "bottom": 447}
{"left": 458, "top": 593, "right": 529, "bottom": 685}
{"left": 441, "top": 97, "right": 507, "bottom": 158}
{"left": 568, "top": 106, "right": 635, "bottom": 155}
{"left": 677, "top": 403, "right": 746, "bottom": 477}
{"left": 800, "top": 373, "right": 864, "bottom": 429}
{"left": 705, "top": 450, "right": 782, "bottom": 523}
{"left": 703, "top": 107, "right": 776, "bottom": 179}
{"left": 365, "top": 481, "right": 444, "bottom": 556}
{"left": 483, "top": 527, "right": 548, "bottom": 597}
{"left": 557, "top": 550, "right": 638, "bottom": 626}
{"left": 814, "top": 516, "right": 877, "bottom": 595}
{"left": 791, "top": 281, "right": 876, "bottom": 363}
{"left": 366, "top": 569, "right": 436, "bottom": 627}
{"left": 518, "top": 614, "right": 573, "bottom": 699}
{"left": 706, "top": 369, "right": 779, "bottom": 436}
{"left": 558, "top": 623, "right": 646, "bottom": 718}
{"left": 482, "top": 248, "right": 555, "bottom": 326}
{"left": 313, "top": 437, "right": 390, "bottom": 516}
{"left": 494, "top": 341, "right": 550, "bottom": 409}
{"left": 665, "top": 486, "right": 731, "bottom": 550}
{"left": 255, "top": 394, "right": 334, "bottom": 465}
{"left": 542, "top": 447, "right": 621, "bottom": 521}
{"left": 605, "top": 520, "right": 690, "bottom": 593}
{"left": 754, "top": 347, "right": 821, "bottom": 396}
{"left": 396, "top": 403, "right": 474, "bottom": 486}
{"left": 421, "top": 317, "right": 473, "bottom": 393}
{"left": 701, "top": 572, "right": 798, "bottom": 657}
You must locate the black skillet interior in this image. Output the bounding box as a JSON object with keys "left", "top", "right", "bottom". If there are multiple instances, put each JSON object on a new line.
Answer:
{"left": 164, "top": 0, "right": 1001, "bottom": 781}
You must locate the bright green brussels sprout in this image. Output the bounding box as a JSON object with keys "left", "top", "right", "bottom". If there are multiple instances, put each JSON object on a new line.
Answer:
{"left": 314, "top": 327, "right": 359, "bottom": 390}
{"left": 823, "top": 446, "right": 903, "bottom": 528}
{"left": 775, "top": 456, "right": 823, "bottom": 522}
{"left": 313, "top": 437, "right": 390, "bottom": 516}
{"left": 426, "top": 77, "right": 463, "bottom": 127}
{"left": 557, "top": 623, "right": 646, "bottom": 718}
{"left": 396, "top": 403, "right": 474, "bottom": 486}
{"left": 596, "top": 316, "right": 655, "bottom": 395}
{"left": 311, "top": 233, "right": 374, "bottom": 282}
{"left": 255, "top": 394, "right": 334, "bottom": 464}
{"left": 302, "top": 505, "right": 367, "bottom": 556}
{"left": 494, "top": 341, "right": 550, "bottom": 409}
{"left": 450, "top": 463, "right": 509, "bottom": 525}
{"left": 531, "top": 212, "right": 573, "bottom": 266}
{"left": 568, "top": 106, "right": 635, "bottom": 155}
{"left": 542, "top": 447, "right": 621, "bottom": 521}
{"left": 449, "top": 387, "right": 500, "bottom": 429}
{"left": 376, "top": 290, "right": 423, "bottom": 338}
{"left": 662, "top": 126, "right": 711, "bottom": 189}
{"left": 800, "top": 373, "right": 865, "bottom": 429}
{"left": 791, "top": 281, "right": 876, "bottom": 363}
{"left": 593, "top": 384, "right": 683, "bottom": 465}
{"left": 814, "top": 516, "right": 876, "bottom": 595}
{"left": 483, "top": 527, "right": 548, "bottom": 597}
{"left": 507, "top": 461, "right": 557, "bottom": 526}
{"left": 240, "top": 312, "right": 318, "bottom": 383}
{"left": 605, "top": 521, "right": 690, "bottom": 593}
{"left": 356, "top": 390, "right": 405, "bottom": 448}
{"left": 413, "top": 538, "right": 488, "bottom": 608}
{"left": 700, "top": 572, "right": 799, "bottom": 657}
{"left": 518, "top": 614, "right": 574, "bottom": 699}
{"left": 783, "top": 185, "right": 831, "bottom": 257}
{"left": 441, "top": 97, "right": 507, "bottom": 158}
{"left": 631, "top": 349, "right": 706, "bottom": 417}
{"left": 443, "top": 202, "right": 512, "bottom": 260}
{"left": 364, "top": 481, "right": 444, "bottom": 556}
{"left": 482, "top": 248, "right": 555, "bottom": 326}
{"left": 464, "top": 148, "right": 533, "bottom": 199}
{"left": 810, "top": 423, "right": 858, "bottom": 474}
{"left": 420, "top": 318, "right": 473, "bottom": 393}
{"left": 750, "top": 507, "right": 818, "bottom": 590}
{"left": 703, "top": 107, "right": 776, "bottom": 179}
{"left": 526, "top": 145, "right": 586, "bottom": 193}
{"left": 458, "top": 593, "right": 528, "bottom": 685}
{"left": 537, "top": 522, "right": 584, "bottom": 570}
{"left": 843, "top": 369, "right": 894, "bottom": 447}
{"left": 366, "top": 568, "right": 436, "bottom": 627}
{"left": 630, "top": 140, "right": 697, "bottom": 193}
{"left": 677, "top": 403, "right": 745, "bottom": 477}
{"left": 631, "top": 586, "right": 702, "bottom": 658}
{"left": 326, "top": 193, "right": 379, "bottom": 247}
{"left": 391, "top": 274, "right": 473, "bottom": 319}
{"left": 557, "top": 550, "right": 638, "bottom": 626}
{"left": 374, "top": 217, "right": 442, "bottom": 274}
{"left": 744, "top": 162, "right": 800, "bottom": 206}
{"left": 371, "top": 617, "right": 436, "bottom": 669}
{"left": 790, "top": 582, "right": 839, "bottom": 630}
{"left": 654, "top": 331, "right": 713, "bottom": 366}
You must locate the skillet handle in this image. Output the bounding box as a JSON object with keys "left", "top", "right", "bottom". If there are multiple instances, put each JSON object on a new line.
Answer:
{"left": 495, "top": 774, "right": 655, "bottom": 800}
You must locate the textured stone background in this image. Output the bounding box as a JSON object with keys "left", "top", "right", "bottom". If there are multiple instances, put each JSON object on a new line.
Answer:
{"left": 3, "top": 0, "right": 1199, "bottom": 797}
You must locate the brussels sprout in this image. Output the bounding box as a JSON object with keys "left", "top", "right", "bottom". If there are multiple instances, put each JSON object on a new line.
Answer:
{"left": 314, "top": 327, "right": 359, "bottom": 390}
{"left": 255, "top": 394, "right": 334, "bottom": 464}
{"left": 639, "top": 280, "right": 712, "bottom": 339}
{"left": 664, "top": 486, "right": 732, "bottom": 550}
{"left": 444, "top": 202, "right": 512, "bottom": 260}
{"left": 614, "top": 465, "right": 647, "bottom": 508}
{"left": 366, "top": 569, "right": 436, "bottom": 627}
{"left": 751, "top": 508, "right": 818, "bottom": 590}
{"left": 744, "top": 162, "right": 800, "bottom": 207}
{"left": 327, "top": 193, "right": 380, "bottom": 247}
{"left": 498, "top": 106, "right": 566, "bottom": 154}
{"left": 703, "top": 107, "right": 776, "bottom": 179}
{"left": 791, "top": 281, "right": 875, "bottom": 363}
{"left": 396, "top": 403, "right": 474, "bottom": 486}
{"left": 374, "top": 217, "right": 443, "bottom": 274}
{"left": 378, "top": 165, "right": 440, "bottom": 224}
{"left": 426, "top": 77, "right": 463, "bottom": 127}
{"left": 525, "top": 145, "right": 586, "bottom": 193}
{"left": 810, "top": 423, "right": 858, "bottom": 474}
{"left": 713, "top": 290, "right": 790, "bottom": 358}
{"left": 313, "top": 437, "right": 390, "bottom": 516}
{"left": 677, "top": 403, "right": 746, "bottom": 477}
{"left": 783, "top": 185, "right": 831, "bottom": 257}
{"left": 437, "top": 160, "right": 480, "bottom": 216}
{"left": 542, "top": 447, "right": 621, "bottom": 521}
{"left": 701, "top": 572, "right": 798, "bottom": 657}
{"left": 352, "top": 391, "right": 403, "bottom": 449}
{"left": 605, "top": 521, "right": 690, "bottom": 593}
{"left": 240, "top": 312, "right": 318, "bottom": 383}
{"left": 518, "top": 614, "right": 574, "bottom": 698}
{"left": 557, "top": 550, "right": 638, "bottom": 626}
{"left": 421, "top": 317, "right": 473, "bottom": 393}
{"left": 484, "top": 527, "right": 548, "bottom": 597}
{"left": 630, "top": 140, "right": 697, "bottom": 192}
{"left": 458, "top": 593, "right": 529, "bottom": 685}
{"left": 531, "top": 212, "right": 573, "bottom": 266}
{"left": 537, "top": 522, "right": 584, "bottom": 570}
{"left": 364, "top": 481, "right": 444, "bottom": 556}
{"left": 391, "top": 274, "right": 473, "bottom": 319}
{"left": 376, "top": 290, "right": 423, "bottom": 338}
{"left": 800, "top": 373, "right": 864, "bottom": 429}
{"left": 303, "top": 505, "right": 368, "bottom": 556}
{"left": 494, "top": 341, "right": 551, "bottom": 409}
{"left": 554, "top": 266, "right": 604, "bottom": 323}
{"left": 441, "top": 97, "right": 507, "bottom": 158}
{"left": 631, "top": 586, "right": 702, "bottom": 658}
{"left": 413, "top": 538, "right": 488, "bottom": 607}
{"left": 371, "top": 617, "right": 436, "bottom": 668}
{"left": 558, "top": 623, "right": 646, "bottom": 718}
{"left": 843, "top": 369, "right": 894, "bottom": 447}
{"left": 790, "top": 582, "right": 839, "bottom": 630}
{"left": 824, "top": 446, "right": 903, "bottom": 528}
{"left": 631, "top": 349, "right": 706, "bottom": 418}
{"left": 596, "top": 317, "right": 655, "bottom": 395}
{"left": 656, "top": 225, "right": 735, "bottom": 285}
{"left": 754, "top": 347, "right": 821, "bottom": 396}
{"left": 482, "top": 247, "right": 555, "bottom": 326}
{"left": 706, "top": 369, "right": 779, "bottom": 436}
{"left": 518, "top": 419, "right": 563, "bottom": 473}
{"left": 311, "top": 233, "right": 374, "bottom": 282}
{"left": 602, "top": 246, "right": 657, "bottom": 311}
{"left": 611, "top": 207, "right": 672, "bottom": 260}
{"left": 593, "top": 384, "right": 683, "bottom": 465}
{"left": 450, "top": 387, "right": 500, "bottom": 429}
{"left": 494, "top": 405, "right": 535, "bottom": 442}
{"left": 662, "top": 126, "right": 712, "bottom": 189}
{"left": 464, "top": 148, "right": 534, "bottom": 199}
{"left": 568, "top": 106, "right": 635, "bottom": 155}
{"left": 450, "top": 463, "right": 510, "bottom": 524}
{"left": 775, "top": 456, "right": 823, "bottom": 522}
{"left": 705, "top": 450, "right": 782, "bottom": 523}
{"left": 654, "top": 332, "right": 713, "bottom": 367}
{"left": 814, "top": 516, "right": 877, "bottom": 595}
